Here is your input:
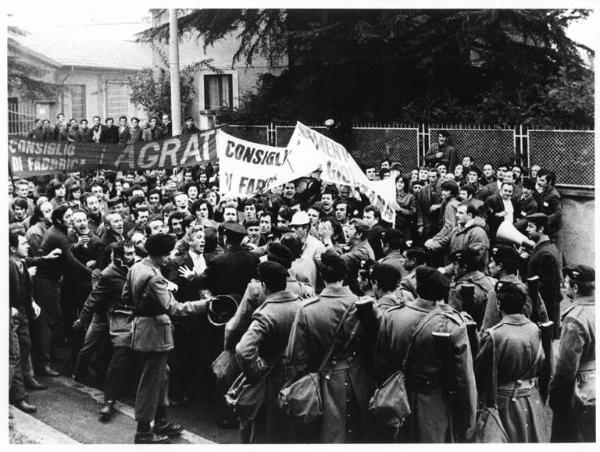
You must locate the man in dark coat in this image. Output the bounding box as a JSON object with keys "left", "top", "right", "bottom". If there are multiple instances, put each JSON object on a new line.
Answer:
{"left": 91, "top": 116, "right": 105, "bottom": 144}
{"left": 31, "top": 205, "right": 92, "bottom": 376}
{"left": 534, "top": 169, "right": 562, "bottom": 239}
{"left": 424, "top": 130, "right": 458, "bottom": 171}
{"left": 142, "top": 117, "right": 164, "bottom": 142}
{"left": 524, "top": 213, "right": 563, "bottom": 338}
{"left": 194, "top": 222, "right": 260, "bottom": 297}
{"left": 9, "top": 230, "right": 47, "bottom": 392}
{"left": 181, "top": 116, "right": 200, "bottom": 136}
{"left": 549, "top": 265, "right": 595, "bottom": 442}
{"left": 118, "top": 116, "right": 131, "bottom": 144}
{"left": 129, "top": 117, "right": 144, "bottom": 143}
{"left": 485, "top": 182, "right": 521, "bottom": 239}
{"left": 100, "top": 117, "right": 119, "bottom": 144}
{"left": 72, "top": 241, "right": 136, "bottom": 420}
{"left": 416, "top": 169, "right": 442, "bottom": 241}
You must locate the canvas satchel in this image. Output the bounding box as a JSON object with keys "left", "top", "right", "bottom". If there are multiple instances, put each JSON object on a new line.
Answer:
{"left": 278, "top": 302, "right": 357, "bottom": 424}
{"left": 212, "top": 349, "right": 241, "bottom": 393}
{"left": 469, "top": 329, "right": 509, "bottom": 443}
{"left": 368, "top": 308, "right": 439, "bottom": 431}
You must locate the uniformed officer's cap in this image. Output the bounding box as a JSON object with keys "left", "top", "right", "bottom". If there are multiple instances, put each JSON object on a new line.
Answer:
{"left": 145, "top": 233, "right": 176, "bottom": 257}
{"left": 495, "top": 280, "right": 527, "bottom": 306}
{"left": 351, "top": 218, "right": 370, "bottom": 233}
{"left": 416, "top": 266, "right": 450, "bottom": 301}
{"left": 490, "top": 245, "right": 520, "bottom": 265}
{"left": 267, "top": 242, "right": 293, "bottom": 269}
{"left": 449, "top": 248, "right": 479, "bottom": 267}
{"left": 221, "top": 221, "right": 247, "bottom": 236}
{"left": 564, "top": 265, "right": 595, "bottom": 283}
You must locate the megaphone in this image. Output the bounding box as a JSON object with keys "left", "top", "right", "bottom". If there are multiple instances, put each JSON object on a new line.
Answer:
{"left": 202, "top": 294, "right": 240, "bottom": 326}
{"left": 496, "top": 221, "right": 530, "bottom": 246}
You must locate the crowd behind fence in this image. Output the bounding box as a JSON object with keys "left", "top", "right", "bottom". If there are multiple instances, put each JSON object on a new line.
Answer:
{"left": 8, "top": 112, "right": 594, "bottom": 189}
{"left": 223, "top": 123, "right": 595, "bottom": 189}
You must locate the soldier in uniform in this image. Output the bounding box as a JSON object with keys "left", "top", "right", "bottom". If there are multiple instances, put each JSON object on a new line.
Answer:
{"left": 374, "top": 266, "right": 477, "bottom": 442}
{"left": 447, "top": 248, "right": 495, "bottom": 329}
{"left": 122, "top": 233, "right": 210, "bottom": 444}
{"left": 368, "top": 262, "right": 404, "bottom": 312}
{"left": 549, "top": 265, "right": 595, "bottom": 442}
{"left": 475, "top": 281, "right": 548, "bottom": 442}
{"left": 398, "top": 247, "right": 427, "bottom": 300}
{"left": 481, "top": 245, "right": 548, "bottom": 330}
{"left": 287, "top": 250, "right": 376, "bottom": 443}
{"left": 235, "top": 261, "right": 304, "bottom": 443}
{"left": 224, "top": 242, "right": 313, "bottom": 351}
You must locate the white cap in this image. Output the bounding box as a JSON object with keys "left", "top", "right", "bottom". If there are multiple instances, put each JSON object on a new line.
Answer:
{"left": 289, "top": 211, "right": 310, "bottom": 226}
{"left": 324, "top": 119, "right": 335, "bottom": 127}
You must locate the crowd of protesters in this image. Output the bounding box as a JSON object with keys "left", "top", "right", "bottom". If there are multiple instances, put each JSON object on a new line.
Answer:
{"left": 8, "top": 124, "right": 595, "bottom": 444}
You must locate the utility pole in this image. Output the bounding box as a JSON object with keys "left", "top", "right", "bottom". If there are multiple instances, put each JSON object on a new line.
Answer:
{"left": 169, "top": 8, "right": 182, "bottom": 136}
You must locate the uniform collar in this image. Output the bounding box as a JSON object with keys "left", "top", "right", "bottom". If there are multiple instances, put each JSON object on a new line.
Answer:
{"left": 574, "top": 295, "right": 595, "bottom": 306}
{"left": 410, "top": 297, "right": 437, "bottom": 311}
{"left": 499, "top": 313, "right": 529, "bottom": 326}
{"left": 320, "top": 285, "right": 355, "bottom": 298}
{"left": 265, "top": 290, "right": 298, "bottom": 304}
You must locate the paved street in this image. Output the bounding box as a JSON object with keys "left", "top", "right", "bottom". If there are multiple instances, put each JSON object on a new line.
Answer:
{"left": 9, "top": 370, "right": 238, "bottom": 444}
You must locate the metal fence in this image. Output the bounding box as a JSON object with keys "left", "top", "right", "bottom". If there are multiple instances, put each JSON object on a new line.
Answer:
{"left": 222, "top": 123, "right": 594, "bottom": 189}
{"left": 528, "top": 130, "right": 595, "bottom": 188}
{"left": 428, "top": 126, "right": 515, "bottom": 171}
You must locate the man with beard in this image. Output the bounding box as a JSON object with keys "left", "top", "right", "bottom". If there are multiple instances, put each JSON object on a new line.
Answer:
{"left": 523, "top": 213, "right": 563, "bottom": 338}
{"left": 73, "top": 241, "right": 137, "bottom": 421}
{"left": 31, "top": 205, "right": 92, "bottom": 376}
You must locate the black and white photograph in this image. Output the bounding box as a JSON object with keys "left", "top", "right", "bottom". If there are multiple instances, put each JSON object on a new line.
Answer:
{"left": 4, "top": 0, "right": 597, "bottom": 445}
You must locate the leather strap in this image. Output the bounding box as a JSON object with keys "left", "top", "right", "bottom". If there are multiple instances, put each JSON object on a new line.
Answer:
{"left": 402, "top": 307, "right": 441, "bottom": 371}
{"left": 318, "top": 302, "right": 356, "bottom": 372}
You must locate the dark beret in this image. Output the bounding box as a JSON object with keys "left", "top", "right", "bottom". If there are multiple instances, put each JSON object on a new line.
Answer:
{"left": 490, "top": 245, "right": 521, "bottom": 265}
{"left": 145, "top": 233, "right": 176, "bottom": 257}
{"left": 267, "top": 242, "right": 293, "bottom": 269}
{"left": 416, "top": 266, "right": 450, "bottom": 301}
{"left": 258, "top": 261, "right": 288, "bottom": 283}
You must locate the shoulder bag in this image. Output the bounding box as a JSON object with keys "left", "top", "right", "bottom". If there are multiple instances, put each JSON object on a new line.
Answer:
{"left": 277, "top": 301, "right": 358, "bottom": 424}
{"left": 469, "top": 329, "right": 509, "bottom": 443}
{"left": 368, "top": 307, "right": 439, "bottom": 432}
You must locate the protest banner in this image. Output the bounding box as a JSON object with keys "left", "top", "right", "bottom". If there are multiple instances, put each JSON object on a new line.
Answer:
{"left": 287, "top": 122, "right": 398, "bottom": 223}
{"left": 7, "top": 129, "right": 218, "bottom": 177}
{"left": 217, "top": 130, "right": 320, "bottom": 197}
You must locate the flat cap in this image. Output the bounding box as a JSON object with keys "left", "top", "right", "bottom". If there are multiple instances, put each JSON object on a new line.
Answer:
{"left": 525, "top": 213, "right": 549, "bottom": 221}
{"left": 221, "top": 221, "right": 247, "bottom": 236}
{"left": 416, "top": 266, "right": 450, "bottom": 301}
{"left": 289, "top": 211, "right": 310, "bottom": 226}
{"left": 564, "top": 265, "right": 595, "bottom": 283}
